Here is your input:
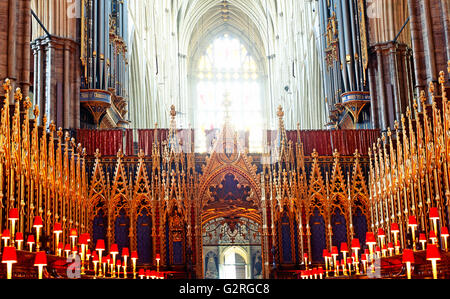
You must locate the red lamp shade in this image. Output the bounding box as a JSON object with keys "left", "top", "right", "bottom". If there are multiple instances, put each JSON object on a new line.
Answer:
{"left": 375, "top": 246, "right": 381, "bottom": 253}
{"left": 64, "top": 244, "right": 71, "bottom": 252}
{"left": 69, "top": 228, "right": 77, "bottom": 238}
{"left": 155, "top": 253, "right": 161, "bottom": 261}
{"left": 340, "top": 242, "right": 349, "bottom": 253}
{"left": 441, "top": 227, "right": 449, "bottom": 237}
{"left": 139, "top": 268, "right": 145, "bottom": 276}
{"left": 131, "top": 251, "right": 138, "bottom": 260}
{"left": 408, "top": 216, "right": 417, "bottom": 227}
{"left": 33, "top": 216, "right": 43, "bottom": 228}
{"left": 107, "top": 254, "right": 111, "bottom": 262}
{"left": 110, "top": 244, "right": 119, "bottom": 254}
{"left": 351, "top": 238, "right": 360, "bottom": 250}
{"left": 8, "top": 208, "right": 19, "bottom": 221}
{"left": 402, "top": 249, "right": 415, "bottom": 264}
{"left": 122, "top": 247, "right": 130, "bottom": 257}
{"left": 72, "top": 246, "right": 78, "bottom": 253}
{"left": 426, "top": 244, "right": 441, "bottom": 261}
{"left": 361, "top": 254, "right": 367, "bottom": 262}
{"left": 430, "top": 230, "right": 437, "bottom": 240}
{"left": 86, "top": 249, "right": 91, "bottom": 256}
{"left": 331, "top": 246, "right": 339, "bottom": 256}
{"left": 366, "top": 232, "right": 376, "bottom": 245}
{"left": 95, "top": 239, "right": 105, "bottom": 251}
{"left": 27, "top": 234, "right": 35, "bottom": 244}
{"left": 15, "top": 232, "right": 23, "bottom": 242}
{"left": 387, "top": 242, "right": 394, "bottom": 249}
{"left": 58, "top": 242, "right": 64, "bottom": 250}
{"left": 145, "top": 269, "right": 151, "bottom": 277}
{"left": 34, "top": 251, "right": 47, "bottom": 266}
{"left": 102, "top": 256, "right": 108, "bottom": 264}
{"left": 322, "top": 249, "right": 330, "bottom": 258}
{"left": 377, "top": 228, "right": 386, "bottom": 237}
{"left": 53, "top": 223, "right": 62, "bottom": 233}
{"left": 303, "top": 253, "right": 308, "bottom": 259}
{"left": 391, "top": 223, "right": 399, "bottom": 233}
{"left": 79, "top": 234, "right": 88, "bottom": 245}
{"left": 92, "top": 252, "right": 99, "bottom": 261}
{"left": 2, "top": 247, "right": 17, "bottom": 263}
{"left": 346, "top": 257, "right": 352, "bottom": 265}
{"left": 429, "top": 207, "right": 440, "bottom": 220}
{"left": 116, "top": 259, "right": 122, "bottom": 266}
{"left": 2, "top": 229, "right": 10, "bottom": 239}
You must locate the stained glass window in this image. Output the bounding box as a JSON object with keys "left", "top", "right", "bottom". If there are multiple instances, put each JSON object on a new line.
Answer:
{"left": 194, "top": 34, "right": 263, "bottom": 153}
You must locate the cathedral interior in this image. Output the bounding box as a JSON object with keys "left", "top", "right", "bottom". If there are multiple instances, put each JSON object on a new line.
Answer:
{"left": 0, "top": 0, "right": 449, "bottom": 281}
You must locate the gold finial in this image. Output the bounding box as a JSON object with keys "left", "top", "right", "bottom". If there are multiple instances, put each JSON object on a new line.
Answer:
{"left": 311, "top": 148, "right": 318, "bottom": 159}
{"left": 33, "top": 105, "right": 40, "bottom": 118}
{"left": 42, "top": 114, "right": 47, "bottom": 127}
{"left": 429, "top": 81, "right": 435, "bottom": 95}
{"left": 439, "top": 71, "right": 445, "bottom": 85}
{"left": 387, "top": 127, "right": 392, "bottom": 137}
{"left": 14, "top": 88, "right": 22, "bottom": 103}
{"left": 394, "top": 120, "right": 399, "bottom": 131}
{"left": 420, "top": 90, "right": 427, "bottom": 105}
{"left": 170, "top": 105, "right": 176, "bottom": 118}
{"left": 117, "top": 148, "right": 124, "bottom": 159}
{"left": 406, "top": 106, "right": 411, "bottom": 118}
{"left": 23, "top": 97, "right": 32, "bottom": 111}
{"left": 49, "top": 121, "right": 56, "bottom": 132}
{"left": 368, "top": 147, "right": 372, "bottom": 157}
{"left": 333, "top": 148, "right": 340, "bottom": 159}
{"left": 57, "top": 127, "right": 63, "bottom": 138}
{"left": 354, "top": 148, "right": 360, "bottom": 160}
{"left": 277, "top": 105, "right": 284, "bottom": 118}
{"left": 94, "top": 148, "right": 101, "bottom": 160}
{"left": 138, "top": 149, "right": 145, "bottom": 159}
{"left": 3, "top": 78, "right": 11, "bottom": 94}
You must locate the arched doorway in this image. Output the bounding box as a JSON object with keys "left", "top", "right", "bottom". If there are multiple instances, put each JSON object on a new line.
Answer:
{"left": 202, "top": 217, "right": 262, "bottom": 279}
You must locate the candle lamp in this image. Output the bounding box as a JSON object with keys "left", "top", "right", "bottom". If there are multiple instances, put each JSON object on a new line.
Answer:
{"left": 79, "top": 234, "right": 89, "bottom": 275}
{"left": 402, "top": 249, "right": 414, "bottom": 279}
{"left": 145, "top": 269, "right": 151, "bottom": 279}
{"left": 361, "top": 253, "right": 367, "bottom": 274}
{"left": 131, "top": 251, "right": 138, "bottom": 279}
{"left": 95, "top": 239, "right": 105, "bottom": 277}
{"left": 156, "top": 253, "right": 161, "bottom": 272}
{"left": 106, "top": 254, "right": 111, "bottom": 275}
{"left": 2, "top": 246, "right": 17, "bottom": 279}
{"left": 159, "top": 272, "right": 164, "bottom": 279}
{"left": 394, "top": 240, "right": 401, "bottom": 255}
{"left": 351, "top": 238, "right": 361, "bottom": 274}
{"left": 8, "top": 208, "right": 19, "bottom": 246}
{"left": 340, "top": 242, "right": 349, "bottom": 274}
{"left": 312, "top": 268, "right": 318, "bottom": 279}
{"left": 34, "top": 251, "right": 47, "bottom": 279}
{"left": 429, "top": 207, "right": 440, "bottom": 234}
{"left": 335, "top": 260, "right": 340, "bottom": 276}
{"left": 408, "top": 216, "right": 418, "bottom": 251}
{"left": 2, "top": 229, "right": 10, "bottom": 247}
{"left": 110, "top": 244, "right": 119, "bottom": 277}
{"left": 138, "top": 268, "right": 145, "bottom": 279}
{"left": 15, "top": 232, "right": 23, "bottom": 250}
{"left": 366, "top": 232, "right": 377, "bottom": 272}
{"left": 391, "top": 223, "right": 400, "bottom": 254}
{"left": 381, "top": 244, "right": 387, "bottom": 257}
{"left": 419, "top": 233, "right": 427, "bottom": 250}
{"left": 318, "top": 267, "right": 324, "bottom": 279}
{"left": 375, "top": 246, "right": 381, "bottom": 259}
{"left": 92, "top": 251, "right": 99, "bottom": 278}
{"left": 308, "top": 269, "right": 313, "bottom": 279}
{"left": 122, "top": 247, "right": 129, "bottom": 278}
{"left": 441, "top": 227, "right": 449, "bottom": 251}
{"left": 27, "top": 234, "right": 35, "bottom": 252}
{"left": 426, "top": 244, "right": 441, "bottom": 279}
{"left": 69, "top": 228, "right": 78, "bottom": 249}
{"left": 300, "top": 270, "right": 307, "bottom": 279}
{"left": 387, "top": 242, "right": 394, "bottom": 256}
{"left": 72, "top": 246, "right": 78, "bottom": 259}
{"left": 53, "top": 223, "right": 62, "bottom": 254}
{"left": 102, "top": 256, "right": 108, "bottom": 277}
{"left": 347, "top": 257, "right": 353, "bottom": 275}
{"left": 322, "top": 249, "right": 330, "bottom": 277}
{"left": 429, "top": 230, "right": 438, "bottom": 245}
{"left": 33, "top": 216, "right": 43, "bottom": 251}
{"left": 303, "top": 252, "right": 309, "bottom": 270}
{"left": 377, "top": 228, "right": 386, "bottom": 248}
{"left": 331, "top": 246, "right": 339, "bottom": 276}
{"left": 86, "top": 249, "right": 91, "bottom": 270}
{"left": 64, "top": 244, "right": 71, "bottom": 258}
{"left": 116, "top": 259, "right": 122, "bottom": 278}
{"left": 57, "top": 242, "right": 63, "bottom": 257}
{"left": 151, "top": 270, "right": 157, "bottom": 279}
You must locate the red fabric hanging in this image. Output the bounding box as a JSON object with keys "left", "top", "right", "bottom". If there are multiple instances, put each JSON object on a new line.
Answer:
{"left": 76, "top": 129, "right": 125, "bottom": 156}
